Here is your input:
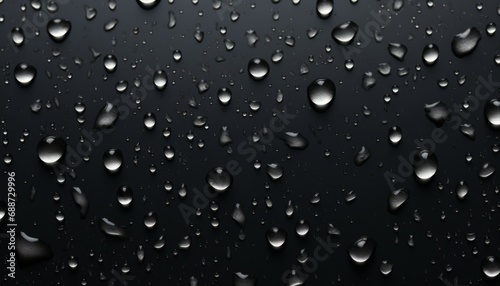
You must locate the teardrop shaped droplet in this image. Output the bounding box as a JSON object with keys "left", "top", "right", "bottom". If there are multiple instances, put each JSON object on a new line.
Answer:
{"left": 14, "top": 63, "right": 37, "bottom": 86}
{"left": 354, "top": 146, "right": 371, "bottom": 166}
{"left": 206, "top": 167, "right": 232, "bottom": 193}
{"left": 11, "top": 27, "right": 25, "bottom": 46}
{"left": 307, "top": 78, "right": 336, "bottom": 112}
{"left": 47, "top": 18, "right": 72, "bottom": 42}
{"left": 94, "top": 102, "right": 119, "bottom": 130}
{"left": 218, "top": 87, "right": 232, "bottom": 105}
{"left": 71, "top": 187, "right": 89, "bottom": 218}
{"left": 37, "top": 136, "right": 66, "bottom": 165}
{"left": 413, "top": 150, "right": 438, "bottom": 182}
{"left": 248, "top": 58, "right": 269, "bottom": 81}
{"left": 143, "top": 211, "right": 158, "bottom": 230}
{"left": 348, "top": 236, "right": 376, "bottom": 265}
{"left": 266, "top": 163, "right": 284, "bottom": 181}
{"left": 331, "top": 21, "right": 359, "bottom": 45}
{"left": 103, "top": 54, "right": 117, "bottom": 73}
{"left": 451, "top": 27, "right": 481, "bottom": 58}
{"left": 388, "top": 188, "right": 409, "bottom": 213}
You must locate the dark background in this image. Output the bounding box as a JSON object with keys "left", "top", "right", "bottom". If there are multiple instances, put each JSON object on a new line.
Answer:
{"left": 0, "top": 0, "right": 499, "bottom": 285}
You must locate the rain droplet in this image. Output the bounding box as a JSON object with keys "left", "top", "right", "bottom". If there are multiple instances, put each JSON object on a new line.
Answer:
{"left": 478, "top": 163, "right": 495, "bottom": 179}
{"left": 455, "top": 180, "right": 468, "bottom": 201}
{"left": 137, "top": 0, "right": 160, "bottom": 9}
{"left": 362, "top": 72, "right": 376, "bottom": 90}
{"left": 47, "top": 18, "right": 72, "bottom": 42}
{"left": 14, "top": 63, "right": 37, "bottom": 86}
{"left": 143, "top": 112, "right": 156, "bottom": 130}
{"left": 71, "top": 187, "right": 89, "bottom": 218}
{"left": 481, "top": 256, "right": 500, "bottom": 279}
{"left": 392, "top": 0, "right": 404, "bottom": 11}
{"left": 143, "top": 211, "right": 158, "bottom": 230}
{"left": 11, "top": 27, "right": 24, "bottom": 46}
{"left": 424, "top": 101, "right": 450, "bottom": 127}
{"left": 103, "top": 148, "right": 123, "bottom": 173}
{"left": 295, "top": 220, "right": 310, "bottom": 237}
{"left": 153, "top": 69, "right": 168, "bottom": 90}
{"left": 94, "top": 102, "right": 119, "bottom": 130}
{"left": 459, "top": 123, "right": 475, "bottom": 140}
{"left": 348, "top": 236, "right": 376, "bottom": 265}
{"left": 206, "top": 167, "right": 232, "bottom": 193}
{"left": 117, "top": 185, "right": 133, "bottom": 208}
{"left": 451, "top": 27, "right": 481, "bottom": 58}
{"left": 37, "top": 136, "right": 66, "bottom": 165}
{"left": 266, "top": 227, "right": 287, "bottom": 249}
{"left": 232, "top": 203, "right": 246, "bottom": 227}
{"left": 316, "top": 0, "right": 333, "bottom": 19}
{"left": 307, "top": 78, "right": 336, "bottom": 112}
{"left": 422, "top": 43, "right": 439, "bottom": 65}
{"left": 280, "top": 132, "right": 309, "bottom": 150}
{"left": 16, "top": 231, "right": 53, "bottom": 268}
{"left": 388, "top": 188, "right": 409, "bottom": 213}
{"left": 388, "top": 43, "right": 407, "bottom": 61}
{"left": 266, "top": 163, "right": 284, "bottom": 181}
{"left": 388, "top": 126, "right": 402, "bottom": 145}
{"left": 331, "top": 21, "right": 359, "bottom": 45}
{"left": 413, "top": 150, "right": 438, "bottom": 181}
{"left": 103, "top": 54, "right": 117, "bottom": 73}
{"left": 485, "top": 99, "right": 500, "bottom": 128}
{"left": 233, "top": 272, "right": 257, "bottom": 286}
{"left": 99, "top": 218, "right": 126, "bottom": 239}
{"left": 379, "top": 260, "right": 394, "bottom": 276}
{"left": 217, "top": 87, "right": 232, "bottom": 105}
{"left": 248, "top": 58, "right": 269, "bottom": 81}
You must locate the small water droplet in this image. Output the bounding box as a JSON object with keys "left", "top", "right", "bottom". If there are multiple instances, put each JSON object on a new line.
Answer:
{"left": 422, "top": 43, "right": 439, "bottom": 65}
{"left": 99, "top": 218, "right": 126, "bottom": 239}
{"left": 137, "top": 0, "right": 160, "bottom": 9}
{"left": 424, "top": 101, "right": 450, "bottom": 127}
{"left": 71, "top": 187, "right": 89, "bottom": 218}
{"left": 388, "top": 126, "right": 402, "bottom": 145}
{"left": 266, "top": 163, "right": 284, "bottom": 181}
{"left": 413, "top": 150, "right": 438, "bottom": 182}
{"left": 481, "top": 256, "right": 500, "bottom": 279}
{"left": 354, "top": 146, "right": 371, "bottom": 166}
{"left": 388, "top": 188, "right": 409, "bottom": 213}
{"left": 153, "top": 69, "right": 168, "bottom": 90}
{"left": 388, "top": 43, "right": 407, "bottom": 61}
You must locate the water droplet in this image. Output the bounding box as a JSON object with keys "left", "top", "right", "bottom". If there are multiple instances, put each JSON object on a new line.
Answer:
{"left": 354, "top": 146, "right": 371, "bottom": 166}
{"left": 104, "top": 18, "right": 118, "bottom": 31}
{"left": 266, "top": 227, "right": 287, "bottom": 249}
{"left": 295, "top": 220, "right": 310, "bottom": 237}
{"left": 153, "top": 69, "right": 168, "bottom": 90}
{"left": 307, "top": 78, "right": 336, "bottom": 112}
{"left": 103, "top": 148, "right": 123, "bottom": 173}
{"left": 137, "top": 0, "right": 160, "bottom": 9}
{"left": 331, "top": 21, "right": 359, "bottom": 45}
{"left": 232, "top": 203, "right": 246, "bottom": 227}
{"left": 316, "top": 0, "right": 333, "bottom": 19}
{"left": 481, "top": 256, "right": 500, "bottom": 279}
{"left": 144, "top": 211, "right": 158, "bottom": 230}
{"left": 271, "top": 49, "right": 284, "bottom": 63}
{"left": 103, "top": 54, "right": 117, "bottom": 73}
{"left": 348, "top": 236, "right": 376, "bottom": 265}
{"left": 168, "top": 11, "right": 176, "bottom": 28}
{"left": 94, "top": 102, "right": 119, "bottom": 129}
{"left": 143, "top": 112, "right": 156, "bottom": 130}
{"left": 173, "top": 49, "right": 182, "bottom": 61}
{"left": 16, "top": 232, "right": 53, "bottom": 268}
{"left": 451, "top": 27, "right": 481, "bottom": 58}
{"left": 392, "top": 0, "right": 404, "bottom": 11}
{"left": 266, "top": 163, "right": 284, "bottom": 181}
{"left": 0, "top": 200, "right": 6, "bottom": 224}
{"left": 362, "top": 72, "right": 376, "bottom": 90}
{"left": 424, "top": 101, "right": 450, "bottom": 127}
{"left": 459, "top": 123, "right": 475, "bottom": 140}
{"left": 99, "top": 218, "right": 126, "bottom": 239}
{"left": 37, "top": 136, "right": 66, "bottom": 165}
{"left": 206, "top": 167, "right": 232, "bottom": 193}
{"left": 85, "top": 5, "right": 97, "bottom": 20}
{"left": 455, "top": 180, "right": 468, "bottom": 201}
{"left": 117, "top": 186, "right": 133, "bottom": 208}
{"left": 248, "top": 58, "right": 269, "bottom": 81}
{"left": 14, "top": 63, "right": 37, "bottom": 86}
{"left": 47, "top": 18, "right": 72, "bottom": 42}
{"left": 71, "top": 187, "right": 89, "bottom": 218}
{"left": 422, "top": 43, "right": 439, "bottom": 65}
{"left": 233, "top": 272, "right": 257, "bottom": 286}
{"left": 388, "top": 188, "right": 409, "bottom": 213}
{"left": 486, "top": 22, "right": 496, "bottom": 36}
{"left": 413, "top": 150, "right": 438, "bottom": 181}
{"left": 485, "top": 99, "right": 500, "bottom": 128}
{"left": 388, "top": 126, "right": 402, "bottom": 145}
{"left": 379, "top": 260, "right": 394, "bottom": 276}
{"left": 280, "top": 132, "right": 309, "bottom": 150}
{"left": 478, "top": 163, "right": 495, "bottom": 179}
{"left": 11, "top": 27, "right": 24, "bottom": 46}
{"left": 388, "top": 43, "right": 407, "bottom": 61}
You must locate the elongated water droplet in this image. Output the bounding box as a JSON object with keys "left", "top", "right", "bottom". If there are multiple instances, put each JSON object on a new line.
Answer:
{"left": 99, "top": 218, "right": 126, "bottom": 238}
{"left": 232, "top": 203, "right": 246, "bottom": 226}
{"left": 307, "top": 78, "right": 336, "bottom": 112}
{"left": 331, "top": 21, "right": 358, "bottom": 45}
{"left": 47, "top": 18, "right": 71, "bottom": 42}
{"left": 478, "top": 163, "right": 495, "bottom": 178}
{"left": 388, "top": 188, "right": 409, "bottom": 213}
{"left": 11, "top": 27, "right": 24, "bottom": 46}
{"left": 71, "top": 187, "right": 89, "bottom": 218}
{"left": 281, "top": 132, "right": 308, "bottom": 150}
{"left": 393, "top": 0, "right": 404, "bottom": 11}
{"left": 348, "top": 236, "right": 376, "bottom": 265}
{"left": 451, "top": 27, "right": 481, "bottom": 58}
{"left": 94, "top": 102, "right": 119, "bottom": 129}
{"left": 14, "top": 63, "right": 37, "bottom": 86}
{"left": 413, "top": 150, "right": 438, "bottom": 181}
{"left": 16, "top": 231, "right": 53, "bottom": 268}
{"left": 37, "top": 136, "right": 66, "bottom": 165}
{"left": 362, "top": 72, "right": 376, "bottom": 90}
{"left": 206, "top": 167, "right": 232, "bottom": 193}
{"left": 248, "top": 58, "right": 269, "bottom": 81}
{"left": 455, "top": 180, "right": 468, "bottom": 201}
{"left": 266, "top": 227, "right": 287, "bottom": 249}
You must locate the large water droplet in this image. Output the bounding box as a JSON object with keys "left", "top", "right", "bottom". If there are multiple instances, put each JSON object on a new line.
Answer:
{"left": 331, "top": 21, "right": 359, "bottom": 45}
{"left": 422, "top": 43, "right": 439, "bottom": 65}
{"left": 348, "top": 236, "right": 376, "bottom": 265}
{"left": 14, "top": 63, "right": 37, "bottom": 86}
{"left": 248, "top": 58, "right": 269, "bottom": 81}
{"left": 94, "top": 102, "right": 119, "bottom": 129}
{"left": 307, "top": 78, "right": 336, "bottom": 112}
{"left": 266, "top": 227, "right": 287, "bottom": 249}
{"left": 485, "top": 99, "right": 500, "bottom": 128}
{"left": 316, "top": 0, "right": 333, "bottom": 19}
{"left": 206, "top": 167, "right": 232, "bottom": 193}
{"left": 71, "top": 187, "right": 89, "bottom": 218}
{"left": 137, "top": 0, "right": 160, "bottom": 9}
{"left": 481, "top": 256, "right": 500, "bottom": 279}
{"left": 103, "top": 148, "right": 123, "bottom": 173}
{"left": 37, "top": 136, "right": 66, "bottom": 165}
{"left": 16, "top": 231, "right": 53, "bottom": 268}
{"left": 413, "top": 150, "right": 438, "bottom": 181}
{"left": 451, "top": 27, "right": 481, "bottom": 58}
{"left": 388, "top": 188, "right": 409, "bottom": 213}
{"left": 47, "top": 18, "right": 72, "bottom": 42}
